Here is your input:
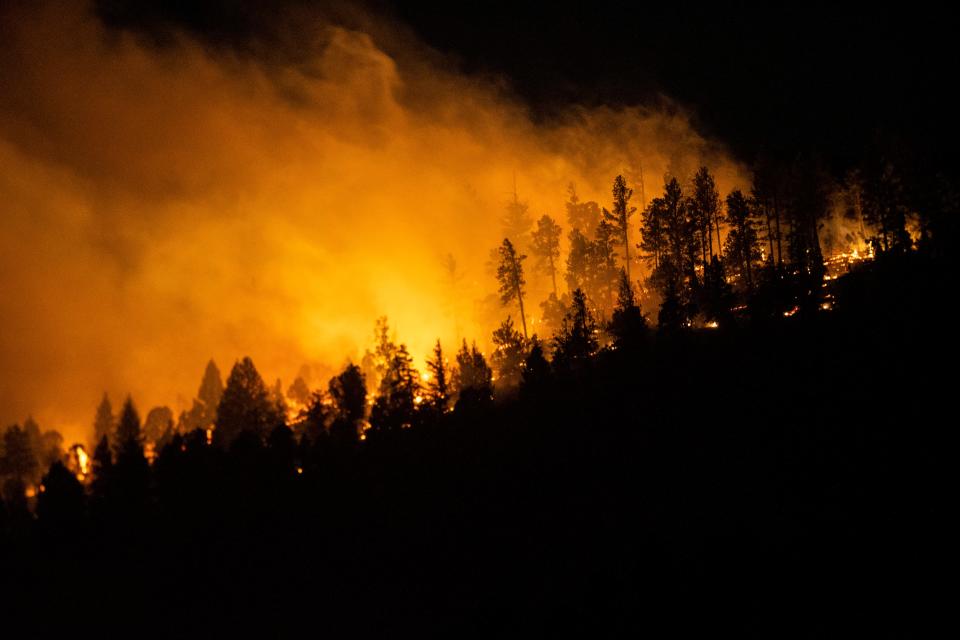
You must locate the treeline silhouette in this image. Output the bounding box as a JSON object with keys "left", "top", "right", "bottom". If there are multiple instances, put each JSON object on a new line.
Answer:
{"left": 1, "top": 155, "right": 954, "bottom": 634}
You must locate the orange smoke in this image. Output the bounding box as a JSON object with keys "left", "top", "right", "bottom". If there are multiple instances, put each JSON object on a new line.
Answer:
{"left": 0, "top": 1, "right": 746, "bottom": 442}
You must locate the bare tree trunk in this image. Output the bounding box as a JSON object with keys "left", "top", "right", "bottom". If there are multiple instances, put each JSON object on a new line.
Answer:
{"left": 515, "top": 283, "right": 528, "bottom": 339}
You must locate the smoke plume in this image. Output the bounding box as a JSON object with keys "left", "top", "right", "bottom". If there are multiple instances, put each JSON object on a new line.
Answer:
{"left": 0, "top": 1, "right": 746, "bottom": 441}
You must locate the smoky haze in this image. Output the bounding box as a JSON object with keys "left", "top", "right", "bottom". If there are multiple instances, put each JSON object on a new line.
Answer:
{"left": 0, "top": 1, "right": 746, "bottom": 443}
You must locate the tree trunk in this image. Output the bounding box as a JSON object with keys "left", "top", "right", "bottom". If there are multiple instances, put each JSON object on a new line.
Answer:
{"left": 516, "top": 284, "right": 528, "bottom": 339}
{"left": 622, "top": 225, "right": 631, "bottom": 282}
{"left": 548, "top": 255, "right": 557, "bottom": 296}
{"left": 714, "top": 216, "right": 723, "bottom": 259}
{"left": 701, "top": 229, "right": 708, "bottom": 272}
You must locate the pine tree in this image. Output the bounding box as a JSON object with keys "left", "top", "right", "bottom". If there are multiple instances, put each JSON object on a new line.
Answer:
{"left": 552, "top": 289, "right": 599, "bottom": 370}
{"left": 657, "top": 277, "right": 684, "bottom": 333}
{"left": 566, "top": 223, "right": 618, "bottom": 319}
{"left": 602, "top": 175, "right": 637, "bottom": 280}
{"left": 530, "top": 215, "right": 562, "bottom": 295}
{"left": 93, "top": 393, "right": 115, "bottom": 449}
{"left": 608, "top": 269, "right": 647, "bottom": 348}
{"left": 586, "top": 219, "right": 620, "bottom": 318}
{"left": 640, "top": 196, "right": 666, "bottom": 271}
{"left": 1, "top": 424, "right": 38, "bottom": 482}
{"left": 644, "top": 177, "right": 701, "bottom": 324}
{"left": 502, "top": 184, "right": 533, "bottom": 244}
{"left": 424, "top": 340, "right": 451, "bottom": 417}
{"left": 701, "top": 256, "right": 735, "bottom": 325}
{"left": 520, "top": 335, "right": 551, "bottom": 396}
{"left": 361, "top": 316, "right": 398, "bottom": 393}
{"left": 723, "top": 189, "right": 761, "bottom": 289}
{"left": 496, "top": 238, "right": 529, "bottom": 339}
{"left": 491, "top": 316, "right": 527, "bottom": 390}
{"left": 662, "top": 177, "right": 695, "bottom": 285}
{"left": 270, "top": 378, "right": 288, "bottom": 426}
{"left": 538, "top": 292, "right": 567, "bottom": 342}
{"left": 565, "top": 228, "right": 591, "bottom": 293}
{"left": 112, "top": 397, "right": 150, "bottom": 512}
{"left": 215, "top": 357, "right": 279, "bottom": 447}
{"left": 328, "top": 363, "right": 367, "bottom": 442}
{"left": 369, "top": 345, "right": 420, "bottom": 434}
{"left": 197, "top": 360, "right": 224, "bottom": 429}
{"left": 88, "top": 434, "right": 114, "bottom": 513}
{"left": 452, "top": 340, "right": 494, "bottom": 413}
{"left": 114, "top": 396, "right": 144, "bottom": 460}
{"left": 565, "top": 184, "right": 602, "bottom": 235}
{"left": 36, "top": 461, "right": 85, "bottom": 528}
{"left": 690, "top": 167, "right": 723, "bottom": 262}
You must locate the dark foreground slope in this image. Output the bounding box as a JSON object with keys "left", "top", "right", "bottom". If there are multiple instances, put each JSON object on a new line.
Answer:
{"left": 1, "top": 254, "right": 951, "bottom": 637}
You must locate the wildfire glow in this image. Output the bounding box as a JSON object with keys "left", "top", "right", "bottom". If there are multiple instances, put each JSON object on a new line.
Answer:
{"left": 74, "top": 444, "right": 91, "bottom": 480}
{"left": 0, "top": 1, "right": 747, "bottom": 441}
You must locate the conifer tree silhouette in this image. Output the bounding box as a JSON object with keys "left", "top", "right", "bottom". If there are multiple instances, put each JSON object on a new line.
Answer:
{"left": 496, "top": 238, "right": 529, "bottom": 339}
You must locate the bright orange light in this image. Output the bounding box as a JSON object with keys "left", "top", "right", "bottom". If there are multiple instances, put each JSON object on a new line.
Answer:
{"left": 0, "top": 2, "right": 749, "bottom": 440}
{"left": 75, "top": 444, "right": 90, "bottom": 477}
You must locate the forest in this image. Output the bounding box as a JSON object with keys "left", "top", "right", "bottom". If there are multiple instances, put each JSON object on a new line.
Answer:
{"left": 1, "top": 146, "right": 953, "bottom": 634}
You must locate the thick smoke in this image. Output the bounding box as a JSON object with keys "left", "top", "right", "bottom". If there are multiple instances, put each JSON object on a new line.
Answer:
{"left": 0, "top": 1, "right": 746, "bottom": 441}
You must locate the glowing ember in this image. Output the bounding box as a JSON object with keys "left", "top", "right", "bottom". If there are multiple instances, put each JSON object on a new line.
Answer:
{"left": 74, "top": 444, "right": 91, "bottom": 479}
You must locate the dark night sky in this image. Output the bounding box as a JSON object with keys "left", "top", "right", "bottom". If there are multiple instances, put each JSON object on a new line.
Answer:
{"left": 96, "top": 0, "right": 957, "bottom": 173}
